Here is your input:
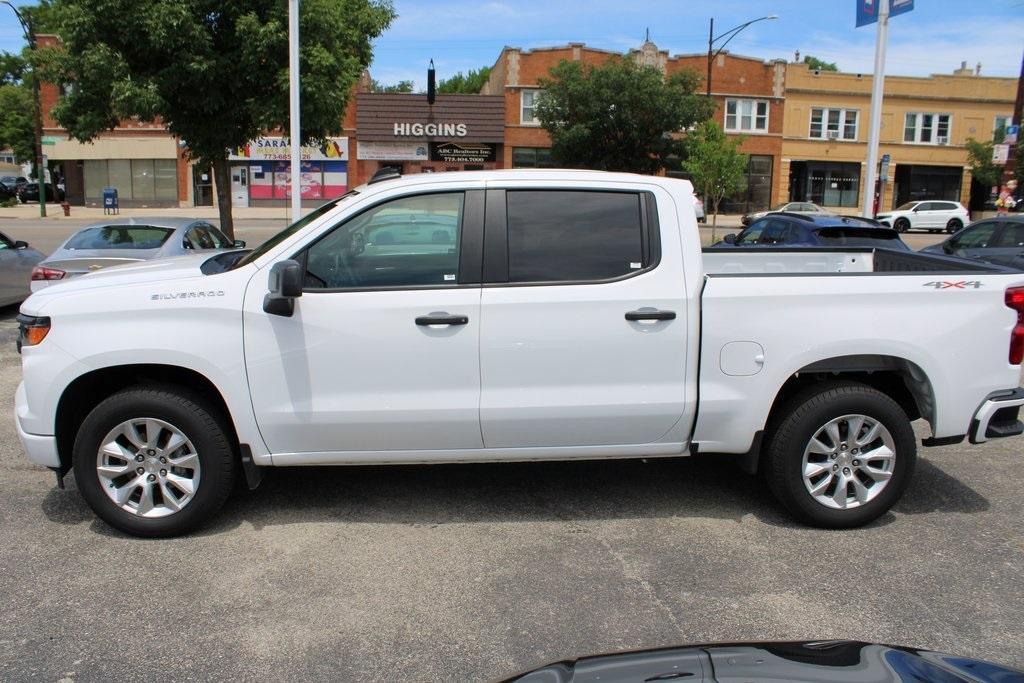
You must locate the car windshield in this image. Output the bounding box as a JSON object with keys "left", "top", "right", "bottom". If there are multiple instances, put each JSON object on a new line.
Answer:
{"left": 894, "top": 202, "right": 919, "bottom": 211}
{"left": 231, "top": 190, "right": 359, "bottom": 269}
{"left": 64, "top": 226, "right": 174, "bottom": 250}
{"left": 815, "top": 227, "right": 908, "bottom": 250}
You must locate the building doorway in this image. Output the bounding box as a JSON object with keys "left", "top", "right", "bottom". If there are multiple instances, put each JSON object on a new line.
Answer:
{"left": 230, "top": 166, "right": 248, "bottom": 208}
{"left": 193, "top": 165, "right": 214, "bottom": 206}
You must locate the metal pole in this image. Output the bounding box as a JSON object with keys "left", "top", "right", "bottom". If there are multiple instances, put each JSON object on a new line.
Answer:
{"left": 862, "top": 0, "right": 889, "bottom": 217}
{"left": 706, "top": 17, "right": 713, "bottom": 97}
{"left": 288, "top": 0, "right": 301, "bottom": 224}
{"left": 1002, "top": 50, "right": 1023, "bottom": 182}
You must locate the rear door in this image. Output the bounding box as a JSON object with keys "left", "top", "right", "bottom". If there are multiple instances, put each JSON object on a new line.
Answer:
{"left": 478, "top": 185, "right": 689, "bottom": 448}
{"left": 978, "top": 221, "right": 1024, "bottom": 267}
{"left": 948, "top": 220, "right": 999, "bottom": 259}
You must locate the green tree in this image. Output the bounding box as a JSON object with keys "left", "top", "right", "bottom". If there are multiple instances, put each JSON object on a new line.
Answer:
{"left": 369, "top": 78, "right": 414, "bottom": 93}
{"left": 535, "top": 58, "right": 715, "bottom": 174}
{"left": 39, "top": 0, "right": 394, "bottom": 236}
{"left": 437, "top": 66, "right": 491, "bottom": 94}
{"left": 0, "top": 83, "right": 34, "bottom": 162}
{"left": 0, "top": 52, "right": 27, "bottom": 85}
{"left": 803, "top": 55, "right": 838, "bottom": 71}
{"left": 683, "top": 120, "right": 747, "bottom": 236}
{"left": 965, "top": 137, "right": 1002, "bottom": 190}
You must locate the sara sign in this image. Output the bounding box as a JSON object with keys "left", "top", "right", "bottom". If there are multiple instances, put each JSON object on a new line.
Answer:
{"left": 230, "top": 137, "right": 348, "bottom": 161}
{"left": 856, "top": 0, "right": 913, "bottom": 27}
{"left": 393, "top": 122, "right": 468, "bottom": 137}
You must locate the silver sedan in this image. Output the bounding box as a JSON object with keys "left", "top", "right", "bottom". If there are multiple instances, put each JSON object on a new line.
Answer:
{"left": 30, "top": 217, "right": 245, "bottom": 291}
{"left": 0, "top": 231, "right": 45, "bottom": 306}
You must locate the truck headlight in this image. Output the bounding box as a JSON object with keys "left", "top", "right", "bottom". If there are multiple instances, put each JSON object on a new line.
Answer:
{"left": 16, "top": 314, "right": 50, "bottom": 352}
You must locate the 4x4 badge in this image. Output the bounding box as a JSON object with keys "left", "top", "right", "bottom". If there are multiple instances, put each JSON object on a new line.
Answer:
{"left": 923, "top": 280, "right": 983, "bottom": 289}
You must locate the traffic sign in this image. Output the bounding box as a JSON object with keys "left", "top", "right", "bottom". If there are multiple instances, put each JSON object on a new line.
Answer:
{"left": 857, "top": 0, "right": 913, "bottom": 27}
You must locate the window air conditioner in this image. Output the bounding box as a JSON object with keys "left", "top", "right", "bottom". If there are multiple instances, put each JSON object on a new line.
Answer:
{"left": 827, "top": 130, "right": 840, "bottom": 140}
{"left": 937, "top": 136, "right": 948, "bottom": 145}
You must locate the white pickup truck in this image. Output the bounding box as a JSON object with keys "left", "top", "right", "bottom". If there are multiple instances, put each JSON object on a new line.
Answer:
{"left": 15, "top": 170, "right": 1024, "bottom": 537}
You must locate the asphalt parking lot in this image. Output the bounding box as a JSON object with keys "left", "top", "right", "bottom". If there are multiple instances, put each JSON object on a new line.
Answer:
{"left": 1, "top": 299, "right": 1023, "bottom": 681}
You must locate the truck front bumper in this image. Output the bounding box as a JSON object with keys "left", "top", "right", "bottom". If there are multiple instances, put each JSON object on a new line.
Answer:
{"left": 970, "top": 388, "right": 1024, "bottom": 445}
{"left": 15, "top": 381, "right": 60, "bottom": 468}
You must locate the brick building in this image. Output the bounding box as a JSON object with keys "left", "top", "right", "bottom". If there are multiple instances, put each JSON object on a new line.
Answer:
{"left": 480, "top": 39, "right": 787, "bottom": 212}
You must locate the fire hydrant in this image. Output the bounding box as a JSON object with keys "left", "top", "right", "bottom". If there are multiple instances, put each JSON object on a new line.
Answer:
{"left": 60, "top": 201, "right": 70, "bottom": 216}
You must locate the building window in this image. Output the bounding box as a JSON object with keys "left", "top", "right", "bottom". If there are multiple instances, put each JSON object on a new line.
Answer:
{"left": 810, "top": 108, "right": 858, "bottom": 140}
{"left": 520, "top": 89, "right": 541, "bottom": 125}
{"left": 994, "top": 115, "right": 1013, "bottom": 141}
{"left": 82, "top": 158, "right": 178, "bottom": 202}
{"left": 725, "top": 98, "right": 768, "bottom": 132}
{"left": 805, "top": 161, "right": 860, "bottom": 207}
{"left": 903, "top": 112, "right": 951, "bottom": 144}
{"left": 512, "top": 147, "right": 554, "bottom": 168}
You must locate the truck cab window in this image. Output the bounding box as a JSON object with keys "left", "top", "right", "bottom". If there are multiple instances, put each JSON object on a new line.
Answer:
{"left": 302, "top": 192, "right": 464, "bottom": 289}
{"left": 505, "top": 190, "right": 644, "bottom": 282}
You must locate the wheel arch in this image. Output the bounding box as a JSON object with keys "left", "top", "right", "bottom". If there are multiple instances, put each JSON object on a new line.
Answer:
{"left": 739, "top": 354, "right": 934, "bottom": 474}
{"left": 54, "top": 364, "right": 239, "bottom": 477}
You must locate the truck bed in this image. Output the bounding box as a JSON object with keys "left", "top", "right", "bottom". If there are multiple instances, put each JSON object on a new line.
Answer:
{"left": 702, "top": 247, "right": 1011, "bottom": 276}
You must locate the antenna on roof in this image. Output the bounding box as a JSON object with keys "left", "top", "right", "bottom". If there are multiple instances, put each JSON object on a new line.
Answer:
{"left": 645, "top": 27, "right": 650, "bottom": 42}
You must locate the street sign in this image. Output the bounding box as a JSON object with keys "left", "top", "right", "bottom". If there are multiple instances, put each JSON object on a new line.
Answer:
{"left": 880, "top": 154, "right": 891, "bottom": 181}
{"left": 994, "top": 144, "right": 1010, "bottom": 164}
{"left": 857, "top": 0, "right": 913, "bottom": 27}
{"left": 1005, "top": 125, "right": 1019, "bottom": 145}
{"left": 41, "top": 136, "right": 58, "bottom": 146}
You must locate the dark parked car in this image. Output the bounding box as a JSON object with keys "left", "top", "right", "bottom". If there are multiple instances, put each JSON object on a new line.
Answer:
{"left": 0, "top": 175, "right": 28, "bottom": 192}
{"left": 0, "top": 182, "right": 16, "bottom": 201}
{"left": 711, "top": 213, "right": 911, "bottom": 250}
{"left": 17, "top": 182, "right": 64, "bottom": 203}
{"left": 505, "top": 640, "right": 1024, "bottom": 682}
{"left": 921, "top": 215, "right": 1024, "bottom": 268}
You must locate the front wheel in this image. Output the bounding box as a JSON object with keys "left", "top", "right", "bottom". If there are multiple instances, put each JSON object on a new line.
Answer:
{"left": 73, "top": 386, "right": 236, "bottom": 537}
{"left": 946, "top": 218, "right": 963, "bottom": 233}
{"left": 764, "top": 382, "right": 916, "bottom": 528}
{"left": 893, "top": 217, "right": 910, "bottom": 233}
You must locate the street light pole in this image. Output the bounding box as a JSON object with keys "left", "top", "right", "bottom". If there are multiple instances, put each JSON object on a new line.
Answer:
{"left": 3, "top": 1, "right": 46, "bottom": 218}
{"left": 861, "top": 0, "right": 890, "bottom": 218}
{"left": 706, "top": 14, "right": 778, "bottom": 98}
{"left": 288, "top": 0, "right": 301, "bottom": 224}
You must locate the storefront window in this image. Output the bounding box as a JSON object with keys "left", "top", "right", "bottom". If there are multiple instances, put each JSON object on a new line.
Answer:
{"left": 81, "top": 158, "right": 179, "bottom": 203}
{"left": 805, "top": 162, "right": 860, "bottom": 207}
{"left": 512, "top": 147, "right": 554, "bottom": 168}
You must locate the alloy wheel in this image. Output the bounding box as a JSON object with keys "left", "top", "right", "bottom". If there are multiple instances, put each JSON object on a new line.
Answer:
{"left": 801, "top": 414, "right": 896, "bottom": 509}
{"left": 95, "top": 418, "right": 201, "bottom": 518}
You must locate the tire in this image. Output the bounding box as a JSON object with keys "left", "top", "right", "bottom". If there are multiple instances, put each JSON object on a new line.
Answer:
{"left": 893, "top": 217, "right": 910, "bottom": 233}
{"left": 73, "top": 385, "right": 236, "bottom": 537}
{"left": 946, "top": 218, "right": 962, "bottom": 233}
{"left": 763, "top": 381, "right": 916, "bottom": 528}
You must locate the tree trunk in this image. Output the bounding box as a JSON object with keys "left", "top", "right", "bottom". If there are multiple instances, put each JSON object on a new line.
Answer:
{"left": 212, "top": 156, "right": 234, "bottom": 239}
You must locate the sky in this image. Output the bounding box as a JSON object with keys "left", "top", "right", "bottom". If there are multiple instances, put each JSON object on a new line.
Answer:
{"left": 1, "top": 0, "right": 1022, "bottom": 90}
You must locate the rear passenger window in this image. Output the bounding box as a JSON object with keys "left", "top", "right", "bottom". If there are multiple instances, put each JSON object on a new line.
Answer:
{"left": 506, "top": 190, "right": 645, "bottom": 283}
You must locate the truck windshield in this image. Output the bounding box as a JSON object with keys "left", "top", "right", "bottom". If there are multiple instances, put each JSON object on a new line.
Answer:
{"left": 231, "top": 190, "right": 359, "bottom": 269}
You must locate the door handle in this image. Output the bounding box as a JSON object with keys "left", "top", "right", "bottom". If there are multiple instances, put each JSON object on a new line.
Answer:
{"left": 415, "top": 313, "right": 469, "bottom": 326}
{"left": 625, "top": 309, "right": 676, "bottom": 322}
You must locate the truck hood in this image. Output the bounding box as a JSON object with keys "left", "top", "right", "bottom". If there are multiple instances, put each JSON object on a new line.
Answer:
{"left": 23, "top": 253, "right": 221, "bottom": 307}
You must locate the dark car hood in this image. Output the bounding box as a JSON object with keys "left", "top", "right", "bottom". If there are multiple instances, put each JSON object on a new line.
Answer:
{"left": 503, "top": 640, "right": 1024, "bottom": 682}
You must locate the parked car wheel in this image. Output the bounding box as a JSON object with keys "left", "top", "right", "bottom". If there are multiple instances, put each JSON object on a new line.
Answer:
{"left": 73, "top": 386, "right": 236, "bottom": 537}
{"left": 946, "top": 218, "right": 963, "bottom": 233}
{"left": 893, "top": 217, "right": 910, "bottom": 233}
{"left": 763, "top": 381, "right": 916, "bottom": 528}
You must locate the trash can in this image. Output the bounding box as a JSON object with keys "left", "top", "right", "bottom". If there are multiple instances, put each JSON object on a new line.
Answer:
{"left": 103, "top": 187, "right": 119, "bottom": 215}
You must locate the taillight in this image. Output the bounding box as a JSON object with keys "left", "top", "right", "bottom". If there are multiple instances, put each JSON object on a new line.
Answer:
{"left": 1005, "top": 287, "right": 1024, "bottom": 364}
{"left": 31, "top": 265, "right": 65, "bottom": 281}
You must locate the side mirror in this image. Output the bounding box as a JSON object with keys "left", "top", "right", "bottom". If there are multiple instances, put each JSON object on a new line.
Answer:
{"left": 263, "top": 259, "right": 303, "bottom": 317}
{"left": 233, "top": 239, "right": 246, "bottom": 248}
{"left": 723, "top": 233, "right": 737, "bottom": 244}
{"left": 14, "top": 240, "right": 28, "bottom": 249}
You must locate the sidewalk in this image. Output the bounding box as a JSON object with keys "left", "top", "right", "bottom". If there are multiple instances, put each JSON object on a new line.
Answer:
{"left": 0, "top": 202, "right": 296, "bottom": 222}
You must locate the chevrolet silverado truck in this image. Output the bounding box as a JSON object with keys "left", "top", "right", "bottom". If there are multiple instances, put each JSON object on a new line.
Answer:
{"left": 15, "top": 170, "right": 1024, "bottom": 537}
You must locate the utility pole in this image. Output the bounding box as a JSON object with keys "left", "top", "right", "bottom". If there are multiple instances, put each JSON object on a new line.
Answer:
{"left": 288, "top": 0, "right": 301, "bottom": 224}
{"left": 1003, "top": 50, "right": 1024, "bottom": 183}
{"left": 3, "top": 2, "right": 46, "bottom": 217}
{"left": 861, "top": 0, "right": 889, "bottom": 218}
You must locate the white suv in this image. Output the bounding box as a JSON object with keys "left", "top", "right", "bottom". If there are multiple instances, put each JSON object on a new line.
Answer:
{"left": 876, "top": 200, "right": 970, "bottom": 234}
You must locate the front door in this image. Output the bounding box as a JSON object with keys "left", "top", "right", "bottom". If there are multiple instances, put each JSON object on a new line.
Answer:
{"left": 478, "top": 187, "right": 690, "bottom": 448}
{"left": 244, "top": 190, "right": 485, "bottom": 456}
{"left": 231, "top": 167, "right": 248, "bottom": 208}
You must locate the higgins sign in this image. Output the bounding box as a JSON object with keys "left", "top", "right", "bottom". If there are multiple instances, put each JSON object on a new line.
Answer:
{"left": 393, "top": 123, "right": 468, "bottom": 137}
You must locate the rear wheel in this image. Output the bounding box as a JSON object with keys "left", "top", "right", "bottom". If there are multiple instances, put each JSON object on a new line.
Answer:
{"left": 946, "top": 218, "right": 962, "bottom": 233}
{"left": 893, "top": 217, "right": 910, "bottom": 233}
{"left": 73, "top": 386, "right": 236, "bottom": 537}
{"left": 764, "top": 382, "right": 916, "bottom": 528}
